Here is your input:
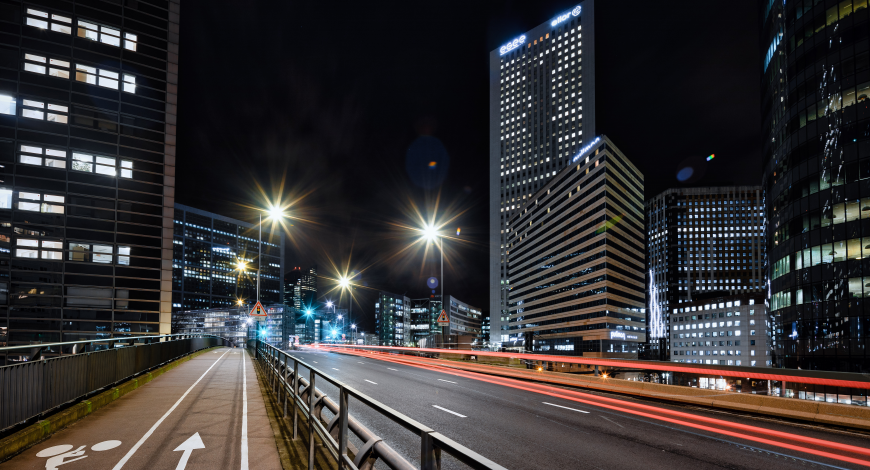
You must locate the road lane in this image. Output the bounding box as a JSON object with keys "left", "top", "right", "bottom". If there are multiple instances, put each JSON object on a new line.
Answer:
{"left": 289, "top": 348, "right": 870, "bottom": 470}
{"left": 1, "top": 347, "right": 281, "bottom": 470}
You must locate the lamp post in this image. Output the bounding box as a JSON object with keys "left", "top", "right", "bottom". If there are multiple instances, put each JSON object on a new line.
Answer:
{"left": 351, "top": 323, "right": 357, "bottom": 344}
{"left": 339, "top": 276, "right": 354, "bottom": 343}
{"left": 422, "top": 224, "right": 446, "bottom": 347}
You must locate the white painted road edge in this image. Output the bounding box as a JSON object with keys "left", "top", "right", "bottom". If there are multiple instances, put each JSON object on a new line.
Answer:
{"left": 241, "top": 350, "right": 249, "bottom": 470}
{"left": 542, "top": 402, "right": 590, "bottom": 414}
{"left": 112, "top": 348, "right": 232, "bottom": 470}
{"left": 433, "top": 405, "right": 467, "bottom": 418}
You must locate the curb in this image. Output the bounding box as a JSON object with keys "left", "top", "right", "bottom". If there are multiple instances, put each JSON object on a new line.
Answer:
{"left": 0, "top": 346, "right": 223, "bottom": 463}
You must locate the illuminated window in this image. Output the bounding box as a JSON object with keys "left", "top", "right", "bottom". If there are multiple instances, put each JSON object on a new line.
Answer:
{"left": 71, "top": 152, "right": 132, "bottom": 178}
{"left": 20, "top": 100, "right": 68, "bottom": 123}
{"left": 25, "top": 9, "right": 71, "bottom": 34}
{"left": 16, "top": 192, "right": 64, "bottom": 213}
{"left": 77, "top": 20, "right": 136, "bottom": 51}
{"left": 118, "top": 246, "right": 131, "bottom": 265}
{"left": 19, "top": 145, "right": 67, "bottom": 168}
{"left": 68, "top": 243, "right": 112, "bottom": 263}
{"left": 124, "top": 33, "right": 137, "bottom": 51}
{"left": 75, "top": 64, "right": 135, "bottom": 93}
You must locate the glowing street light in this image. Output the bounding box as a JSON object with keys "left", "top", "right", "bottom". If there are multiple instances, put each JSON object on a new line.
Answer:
{"left": 420, "top": 221, "right": 446, "bottom": 346}
{"left": 236, "top": 298, "right": 244, "bottom": 307}
{"left": 253, "top": 203, "right": 288, "bottom": 308}
{"left": 326, "top": 300, "right": 333, "bottom": 308}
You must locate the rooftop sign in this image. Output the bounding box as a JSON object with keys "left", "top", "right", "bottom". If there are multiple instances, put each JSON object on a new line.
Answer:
{"left": 551, "top": 5, "right": 581, "bottom": 26}
{"left": 571, "top": 136, "right": 601, "bottom": 163}
{"left": 499, "top": 35, "right": 526, "bottom": 55}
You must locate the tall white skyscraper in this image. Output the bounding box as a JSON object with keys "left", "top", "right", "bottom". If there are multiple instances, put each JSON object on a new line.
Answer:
{"left": 489, "top": 1, "right": 596, "bottom": 346}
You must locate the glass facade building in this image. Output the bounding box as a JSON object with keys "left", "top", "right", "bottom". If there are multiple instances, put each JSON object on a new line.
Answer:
{"left": 762, "top": 0, "right": 870, "bottom": 372}
{"left": 0, "top": 0, "right": 180, "bottom": 362}
{"left": 646, "top": 187, "right": 765, "bottom": 359}
{"left": 375, "top": 291, "right": 409, "bottom": 346}
{"left": 490, "top": 2, "right": 596, "bottom": 347}
{"left": 172, "top": 204, "right": 283, "bottom": 315}
{"left": 409, "top": 295, "right": 441, "bottom": 346}
{"left": 446, "top": 295, "right": 482, "bottom": 338}
{"left": 507, "top": 136, "right": 645, "bottom": 357}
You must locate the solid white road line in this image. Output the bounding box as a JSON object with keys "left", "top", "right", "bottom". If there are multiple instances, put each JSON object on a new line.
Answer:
{"left": 542, "top": 402, "right": 590, "bottom": 414}
{"left": 364, "top": 380, "right": 377, "bottom": 385}
{"left": 437, "top": 379, "right": 457, "bottom": 384}
{"left": 388, "top": 368, "right": 398, "bottom": 371}
{"left": 112, "top": 349, "right": 232, "bottom": 470}
{"left": 433, "top": 405, "right": 466, "bottom": 418}
{"left": 241, "top": 352, "right": 249, "bottom": 470}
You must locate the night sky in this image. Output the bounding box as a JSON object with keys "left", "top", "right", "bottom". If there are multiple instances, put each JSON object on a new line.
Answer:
{"left": 174, "top": 1, "right": 761, "bottom": 332}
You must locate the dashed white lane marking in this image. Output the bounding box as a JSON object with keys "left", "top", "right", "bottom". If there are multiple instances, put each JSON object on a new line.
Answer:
{"left": 600, "top": 416, "right": 624, "bottom": 428}
{"left": 111, "top": 349, "right": 232, "bottom": 470}
{"left": 365, "top": 380, "right": 377, "bottom": 385}
{"left": 388, "top": 368, "right": 398, "bottom": 371}
{"left": 433, "top": 405, "right": 466, "bottom": 418}
{"left": 438, "top": 379, "right": 457, "bottom": 384}
{"left": 543, "top": 402, "right": 590, "bottom": 414}
{"left": 332, "top": 368, "right": 339, "bottom": 371}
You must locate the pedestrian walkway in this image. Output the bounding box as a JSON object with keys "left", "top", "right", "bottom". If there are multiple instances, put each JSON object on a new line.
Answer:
{"left": 0, "top": 347, "right": 281, "bottom": 470}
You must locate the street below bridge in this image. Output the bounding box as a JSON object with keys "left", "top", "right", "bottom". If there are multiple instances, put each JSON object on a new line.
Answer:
{"left": 0, "top": 347, "right": 280, "bottom": 470}
{"left": 290, "top": 348, "right": 870, "bottom": 470}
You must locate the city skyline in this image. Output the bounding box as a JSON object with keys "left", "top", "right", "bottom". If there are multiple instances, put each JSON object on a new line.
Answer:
{"left": 172, "top": 0, "right": 761, "bottom": 334}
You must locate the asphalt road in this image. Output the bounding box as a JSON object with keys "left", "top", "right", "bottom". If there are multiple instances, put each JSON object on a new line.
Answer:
{"left": 1, "top": 347, "right": 281, "bottom": 470}
{"left": 289, "top": 348, "right": 870, "bottom": 470}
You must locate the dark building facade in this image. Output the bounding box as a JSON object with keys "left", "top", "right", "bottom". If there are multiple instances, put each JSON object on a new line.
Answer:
{"left": 646, "top": 187, "right": 765, "bottom": 360}
{"left": 507, "top": 136, "right": 645, "bottom": 357}
{"left": 410, "top": 295, "right": 441, "bottom": 346}
{"left": 375, "top": 291, "right": 409, "bottom": 346}
{"left": 172, "top": 204, "right": 283, "bottom": 314}
{"left": 762, "top": 0, "right": 870, "bottom": 372}
{"left": 0, "top": 0, "right": 180, "bottom": 361}
{"left": 283, "top": 266, "right": 301, "bottom": 309}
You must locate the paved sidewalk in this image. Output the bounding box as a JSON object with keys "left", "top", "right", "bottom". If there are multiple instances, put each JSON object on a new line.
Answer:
{"left": 1, "top": 347, "right": 281, "bottom": 470}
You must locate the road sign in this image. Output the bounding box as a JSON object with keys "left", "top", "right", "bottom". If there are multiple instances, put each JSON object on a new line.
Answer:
{"left": 436, "top": 309, "right": 449, "bottom": 325}
{"left": 249, "top": 301, "right": 266, "bottom": 317}
{"left": 173, "top": 432, "right": 205, "bottom": 470}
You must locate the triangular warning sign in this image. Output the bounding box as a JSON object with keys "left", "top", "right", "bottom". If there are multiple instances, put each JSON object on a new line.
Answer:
{"left": 436, "top": 309, "right": 449, "bottom": 324}
{"left": 249, "top": 301, "right": 266, "bottom": 316}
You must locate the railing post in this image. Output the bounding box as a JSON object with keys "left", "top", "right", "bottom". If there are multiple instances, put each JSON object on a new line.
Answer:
{"left": 308, "top": 368, "right": 316, "bottom": 470}
{"left": 283, "top": 354, "right": 289, "bottom": 418}
{"left": 337, "top": 386, "right": 349, "bottom": 470}
{"left": 293, "top": 360, "right": 299, "bottom": 440}
{"left": 421, "top": 431, "right": 440, "bottom": 470}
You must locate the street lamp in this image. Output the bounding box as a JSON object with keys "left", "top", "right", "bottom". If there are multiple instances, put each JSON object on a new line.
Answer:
{"left": 338, "top": 276, "right": 354, "bottom": 340}
{"left": 421, "top": 223, "right": 445, "bottom": 347}
{"left": 255, "top": 205, "right": 287, "bottom": 306}
{"left": 351, "top": 323, "right": 357, "bottom": 344}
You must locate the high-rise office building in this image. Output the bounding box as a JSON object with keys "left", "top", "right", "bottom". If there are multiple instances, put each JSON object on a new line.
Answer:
{"left": 507, "top": 136, "right": 644, "bottom": 357}
{"left": 762, "top": 0, "right": 870, "bottom": 372}
{"left": 490, "top": 2, "right": 596, "bottom": 346}
{"left": 172, "top": 204, "right": 284, "bottom": 314}
{"left": 375, "top": 291, "right": 409, "bottom": 346}
{"left": 0, "top": 0, "right": 180, "bottom": 361}
{"left": 283, "top": 266, "right": 302, "bottom": 309}
{"left": 298, "top": 265, "right": 316, "bottom": 310}
{"left": 646, "top": 187, "right": 765, "bottom": 359}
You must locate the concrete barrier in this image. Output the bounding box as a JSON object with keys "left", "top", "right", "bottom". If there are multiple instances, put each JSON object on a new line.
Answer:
{"left": 0, "top": 346, "right": 222, "bottom": 463}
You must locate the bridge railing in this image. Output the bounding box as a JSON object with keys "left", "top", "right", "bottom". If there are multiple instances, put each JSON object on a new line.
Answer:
{"left": 250, "top": 339, "right": 506, "bottom": 470}
{"left": 0, "top": 334, "right": 228, "bottom": 432}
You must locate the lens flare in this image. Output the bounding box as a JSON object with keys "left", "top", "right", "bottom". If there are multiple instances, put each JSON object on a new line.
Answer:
{"left": 706, "top": 154, "right": 715, "bottom": 161}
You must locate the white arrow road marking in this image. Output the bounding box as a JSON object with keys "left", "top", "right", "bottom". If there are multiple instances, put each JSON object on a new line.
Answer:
{"left": 542, "top": 402, "right": 590, "bottom": 414}
{"left": 437, "top": 379, "right": 457, "bottom": 384}
{"left": 173, "top": 433, "right": 205, "bottom": 470}
{"left": 111, "top": 349, "right": 231, "bottom": 470}
{"left": 364, "top": 380, "right": 377, "bottom": 385}
{"left": 433, "top": 405, "right": 466, "bottom": 417}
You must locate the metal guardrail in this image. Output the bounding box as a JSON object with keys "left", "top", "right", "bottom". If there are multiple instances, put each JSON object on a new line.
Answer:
{"left": 0, "top": 334, "right": 229, "bottom": 432}
{"left": 250, "top": 339, "right": 507, "bottom": 470}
